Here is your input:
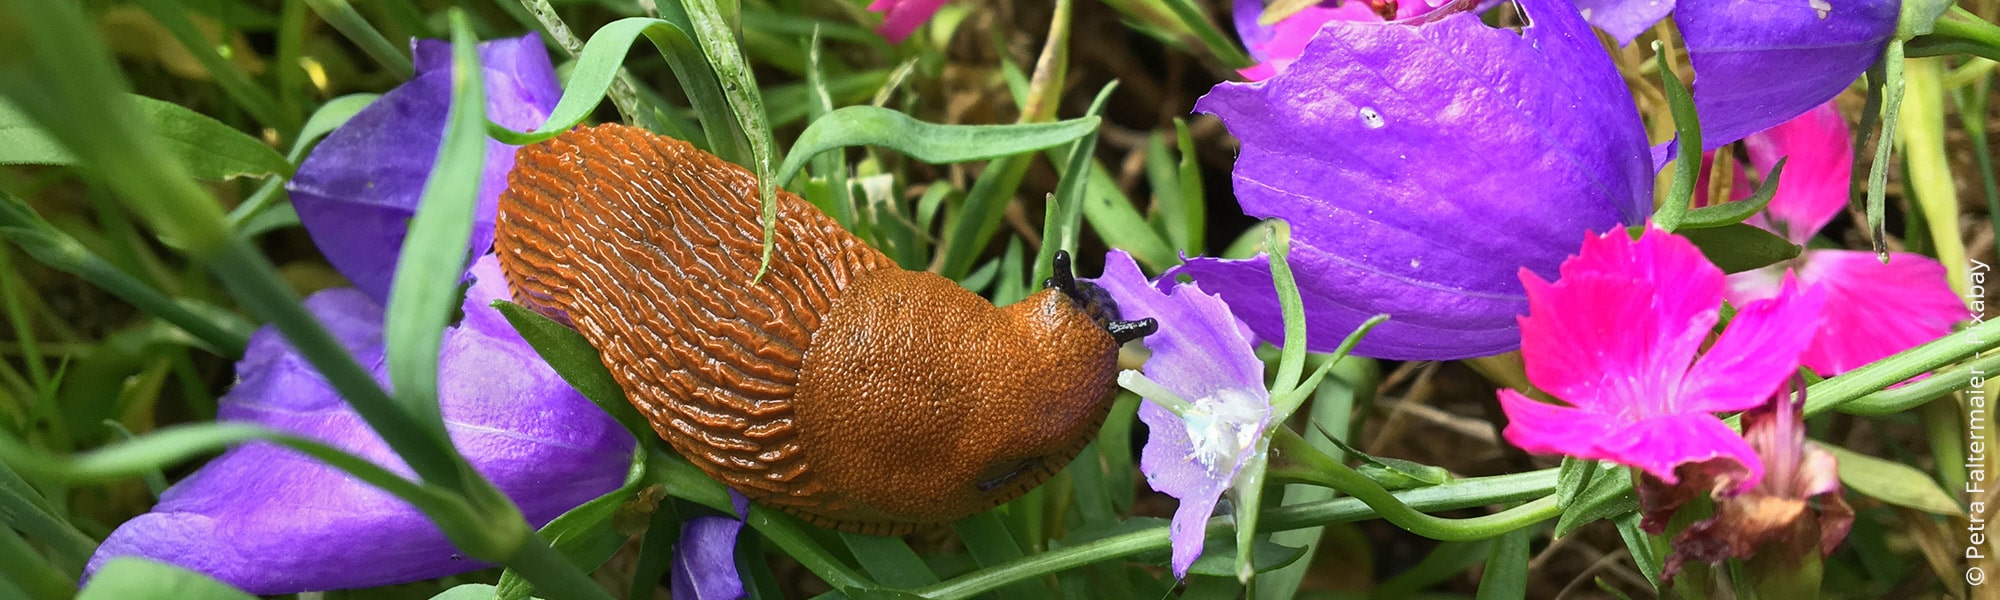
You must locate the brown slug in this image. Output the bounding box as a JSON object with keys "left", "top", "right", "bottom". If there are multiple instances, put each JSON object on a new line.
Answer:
{"left": 492, "top": 123, "right": 1156, "bottom": 534}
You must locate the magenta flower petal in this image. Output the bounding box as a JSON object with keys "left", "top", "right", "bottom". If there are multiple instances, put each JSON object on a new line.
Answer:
{"left": 671, "top": 491, "right": 748, "bottom": 600}
{"left": 1090, "top": 250, "right": 1268, "bottom": 578}
{"left": 1231, "top": 0, "right": 1446, "bottom": 80}
{"left": 1728, "top": 251, "right": 1962, "bottom": 376}
{"left": 1681, "top": 274, "right": 1824, "bottom": 413}
{"left": 287, "top": 33, "right": 559, "bottom": 303}
{"left": 1180, "top": 0, "right": 1651, "bottom": 360}
{"left": 868, "top": 0, "right": 952, "bottom": 43}
{"left": 1499, "top": 228, "right": 1820, "bottom": 491}
{"left": 1679, "top": 0, "right": 1897, "bottom": 149}
{"left": 1741, "top": 103, "right": 1852, "bottom": 244}
{"left": 87, "top": 256, "right": 635, "bottom": 595}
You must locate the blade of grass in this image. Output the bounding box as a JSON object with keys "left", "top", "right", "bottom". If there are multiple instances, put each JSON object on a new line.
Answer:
{"left": 300, "top": 0, "right": 415, "bottom": 77}
{"left": 130, "top": 0, "right": 296, "bottom": 132}
{"left": 1034, "top": 82, "right": 1116, "bottom": 284}
{"left": 381, "top": 11, "right": 488, "bottom": 432}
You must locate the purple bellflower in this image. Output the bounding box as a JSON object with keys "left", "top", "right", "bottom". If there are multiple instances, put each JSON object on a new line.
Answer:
{"left": 1575, "top": 0, "right": 1898, "bottom": 149}
{"left": 1092, "top": 250, "right": 1271, "bottom": 579}
{"left": 1176, "top": 0, "right": 1653, "bottom": 360}
{"left": 86, "top": 257, "right": 636, "bottom": 594}
{"left": 286, "top": 33, "right": 560, "bottom": 304}
{"left": 672, "top": 491, "right": 750, "bottom": 600}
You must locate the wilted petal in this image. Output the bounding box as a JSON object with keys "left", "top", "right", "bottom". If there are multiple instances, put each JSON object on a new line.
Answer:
{"left": 1679, "top": 0, "right": 1897, "bottom": 149}
{"left": 287, "top": 33, "right": 560, "bottom": 303}
{"left": 1091, "top": 250, "right": 1269, "bottom": 578}
{"left": 868, "top": 0, "right": 952, "bottom": 43}
{"left": 1181, "top": 0, "right": 1651, "bottom": 360}
{"left": 88, "top": 257, "right": 634, "bottom": 595}
{"left": 671, "top": 491, "right": 748, "bottom": 600}
{"left": 1739, "top": 103, "right": 1852, "bottom": 244}
{"left": 1728, "top": 250, "right": 1962, "bottom": 376}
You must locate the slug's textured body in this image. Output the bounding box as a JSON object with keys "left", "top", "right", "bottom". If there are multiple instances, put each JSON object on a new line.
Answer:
{"left": 494, "top": 124, "right": 1129, "bottom": 533}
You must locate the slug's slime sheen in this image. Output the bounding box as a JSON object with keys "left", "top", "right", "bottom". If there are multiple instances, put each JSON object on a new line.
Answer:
{"left": 493, "top": 124, "right": 1157, "bottom": 534}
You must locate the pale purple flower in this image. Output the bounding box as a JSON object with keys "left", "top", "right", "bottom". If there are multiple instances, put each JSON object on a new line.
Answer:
{"left": 1178, "top": 0, "right": 1652, "bottom": 360}
{"left": 287, "top": 33, "right": 560, "bottom": 303}
{"left": 86, "top": 256, "right": 635, "bottom": 594}
{"left": 1091, "top": 250, "right": 1268, "bottom": 579}
{"left": 1577, "top": 0, "right": 1898, "bottom": 149}
{"left": 1497, "top": 227, "right": 1824, "bottom": 492}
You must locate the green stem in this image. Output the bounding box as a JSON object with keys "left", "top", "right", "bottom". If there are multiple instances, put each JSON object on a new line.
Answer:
{"left": 1840, "top": 352, "right": 2000, "bottom": 415}
{"left": 500, "top": 532, "right": 618, "bottom": 600}
{"left": 914, "top": 468, "right": 1556, "bottom": 600}
{"left": 1803, "top": 312, "right": 2000, "bottom": 417}
{"left": 1908, "top": 7, "right": 2000, "bottom": 62}
{"left": 1267, "top": 428, "right": 1559, "bottom": 541}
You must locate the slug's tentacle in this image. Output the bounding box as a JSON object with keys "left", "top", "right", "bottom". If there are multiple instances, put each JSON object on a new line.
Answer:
{"left": 1107, "top": 318, "right": 1159, "bottom": 345}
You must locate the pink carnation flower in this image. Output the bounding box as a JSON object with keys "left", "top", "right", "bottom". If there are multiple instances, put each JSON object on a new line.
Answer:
{"left": 868, "top": 0, "right": 950, "bottom": 43}
{"left": 1716, "top": 103, "right": 1965, "bottom": 375}
{"left": 1498, "top": 227, "right": 1825, "bottom": 491}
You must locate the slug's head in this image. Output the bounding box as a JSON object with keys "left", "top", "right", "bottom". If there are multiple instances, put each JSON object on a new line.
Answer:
{"left": 942, "top": 251, "right": 1159, "bottom": 508}
{"left": 791, "top": 253, "right": 1157, "bottom": 529}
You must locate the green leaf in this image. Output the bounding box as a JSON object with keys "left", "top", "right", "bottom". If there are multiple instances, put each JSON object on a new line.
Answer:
{"left": 78, "top": 558, "right": 257, "bottom": 600}
{"left": 1827, "top": 444, "right": 1963, "bottom": 516}
{"left": 952, "top": 511, "right": 1046, "bottom": 600}
{"left": 1476, "top": 527, "right": 1531, "bottom": 600}
{"left": 495, "top": 458, "right": 646, "bottom": 600}
{"left": 494, "top": 300, "right": 648, "bottom": 440}
{"left": 1680, "top": 158, "right": 1789, "bottom": 230}
{"left": 841, "top": 531, "right": 943, "bottom": 589}
{"left": 1864, "top": 41, "right": 1907, "bottom": 256}
{"left": 432, "top": 583, "right": 539, "bottom": 600}
{"left": 777, "top": 107, "right": 1101, "bottom": 190}
{"left": 1675, "top": 223, "right": 1802, "bottom": 273}
{"left": 0, "top": 463, "right": 94, "bottom": 575}
{"left": 1614, "top": 512, "right": 1666, "bottom": 588}
{"left": 1035, "top": 82, "right": 1117, "bottom": 284}
{"left": 1319, "top": 434, "right": 1451, "bottom": 490}
{"left": 677, "top": 0, "right": 779, "bottom": 279}
{"left": 382, "top": 12, "right": 487, "bottom": 431}
{"left": 1554, "top": 460, "right": 1637, "bottom": 537}
{"left": 0, "top": 95, "right": 290, "bottom": 181}
{"left": 1652, "top": 42, "right": 1702, "bottom": 232}
{"left": 1174, "top": 117, "right": 1207, "bottom": 254}
{"left": 485, "top": 16, "right": 740, "bottom": 161}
